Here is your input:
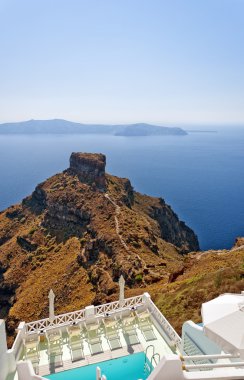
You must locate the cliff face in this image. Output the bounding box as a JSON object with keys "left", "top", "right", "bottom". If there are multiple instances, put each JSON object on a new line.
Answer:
{"left": 138, "top": 197, "right": 199, "bottom": 253}
{"left": 0, "top": 152, "right": 199, "bottom": 343}
{"left": 69, "top": 153, "right": 106, "bottom": 190}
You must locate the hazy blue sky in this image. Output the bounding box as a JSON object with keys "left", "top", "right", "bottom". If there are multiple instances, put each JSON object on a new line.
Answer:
{"left": 0, "top": 0, "right": 243, "bottom": 125}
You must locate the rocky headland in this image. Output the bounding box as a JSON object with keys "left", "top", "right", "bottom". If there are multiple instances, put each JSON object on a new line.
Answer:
{"left": 0, "top": 152, "right": 243, "bottom": 345}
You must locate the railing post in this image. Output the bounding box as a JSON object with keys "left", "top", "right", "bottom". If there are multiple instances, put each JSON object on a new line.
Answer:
{"left": 142, "top": 292, "right": 151, "bottom": 307}
{"left": 16, "top": 321, "right": 26, "bottom": 335}
{"left": 85, "top": 305, "right": 95, "bottom": 319}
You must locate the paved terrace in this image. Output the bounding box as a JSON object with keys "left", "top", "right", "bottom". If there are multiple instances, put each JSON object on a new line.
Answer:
{"left": 10, "top": 293, "right": 181, "bottom": 379}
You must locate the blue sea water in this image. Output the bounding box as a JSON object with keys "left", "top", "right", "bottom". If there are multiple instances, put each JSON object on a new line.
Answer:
{"left": 45, "top": 352, "right": 150, "bottom": 380}
{"left": 0, "top": 128, "right": 243, "bottom": 250}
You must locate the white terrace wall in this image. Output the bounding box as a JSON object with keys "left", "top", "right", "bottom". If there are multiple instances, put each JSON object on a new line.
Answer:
{"left": 16, "top": 361, "right": 45, "bottom": 380}
{"left": 0, "top": 320, "right": 9, "bottom": 380}
{"left": 147, "top": 354, "right": 244, "bottom": 380}
{"left": 0, "top": 319, "right": 27, "bottom": 380}
{"left": 147, "top": 355, "right": 185, "bottom": 380}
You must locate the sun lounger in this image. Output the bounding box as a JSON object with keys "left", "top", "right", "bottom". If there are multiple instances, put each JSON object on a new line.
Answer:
{"left": 47, "top": 341, "right": 63, "bottom": 357}
{"left": 23, "top": 334, "right": 40, "bottom": 366}
{"left": 103, "top": 317, "right": 122, "bottom": 350}
{"left": 121, "top": 314, "right": 139, "bottom": 345}
{"left": 67, "top": 323, "right": 84, "bottom": 361}
{"left": 45, "top": 328, "right": 63, "bottom": 368}
{"left": 45, "top": 328, "right": 62, "bottom": 346}
{"left": 84, "top": 320, "right": 103, "bottom": 355}
{"left": 136, "top": 309, "right": 156, "bottom": 341}
{"left": 47, "top": 342, "right": 63, "bottom": 369}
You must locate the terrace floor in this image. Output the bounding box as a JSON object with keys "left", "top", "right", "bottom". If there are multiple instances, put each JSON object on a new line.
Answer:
{"left": 16, "top": 312, "right": 178, "bottom": 379}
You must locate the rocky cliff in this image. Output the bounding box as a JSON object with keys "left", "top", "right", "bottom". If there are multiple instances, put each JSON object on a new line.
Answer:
{"left": 69, "top": 152, "right": 106, "bottom": 190}
{"left": 0, "top": 153, "right": 200, "bottom": 342}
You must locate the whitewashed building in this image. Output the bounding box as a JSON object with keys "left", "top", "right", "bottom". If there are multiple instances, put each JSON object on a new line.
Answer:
{"left": 1, "top": 289, "right": 244, "bottom": 380}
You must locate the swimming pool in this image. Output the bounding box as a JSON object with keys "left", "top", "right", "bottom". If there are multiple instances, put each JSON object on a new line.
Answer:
{"left": 45, "top": 352, "right": 151, "bottom": 380}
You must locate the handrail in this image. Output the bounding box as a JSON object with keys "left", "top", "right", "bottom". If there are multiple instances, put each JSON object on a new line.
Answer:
{"left": 25, "top": 294, "right": 144, "bottom": 334}
{"left": 26, "top": 308, "right": 85, "bottom": 333}
{"left": 144, "top": 345, "right": 156, "bottom": 375}
{"left": 95, "top": 295, "right": 143, "bottom": 316}
{"left": 181, "top": 353, "right": 240, "bottom": 361}
{"left": 151, "top": 353, "right": 161, "bottom": 368}
{"left": 147, "top": 298, "right": 182, "bottom": 349}
{"left": 145, "top": 344, "right": 155, "bottom": 361}
{"left": 184, "top": 361, "right": 244, "bottom": 370}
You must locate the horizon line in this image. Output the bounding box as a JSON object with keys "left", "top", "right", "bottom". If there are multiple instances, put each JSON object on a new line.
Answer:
{"left": 0, "top": 118, "right": 244, "bottom": 127}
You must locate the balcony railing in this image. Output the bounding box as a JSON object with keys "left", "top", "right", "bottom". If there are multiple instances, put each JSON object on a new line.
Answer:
{"left": 24, "top": 293, "right": 181, "bottom": 352}
{"left": 95, "top": 294, "right": 144, "bottom": 315}
{"left": 26, "top": 308, "right": 86, "bottom": 334}
{"left": 147, "top": 298, "right": 182, "bottom": 349}
{"left": 25, "top": 294, "right": 144, "bottom": 334}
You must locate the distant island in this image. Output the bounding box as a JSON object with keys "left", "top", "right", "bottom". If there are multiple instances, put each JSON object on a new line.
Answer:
{"left": 186, "top": 130, "right": 217, "bottom": 133}
{"left": 0, "top": 119, "right": 187, "bottom": 136}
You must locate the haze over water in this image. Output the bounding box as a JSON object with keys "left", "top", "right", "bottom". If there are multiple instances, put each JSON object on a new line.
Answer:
{"left": 1, "top": 2, "right": 243, "bottom": 251}
{"left": 0, "top": 127, "right": 243, "bottom": 251}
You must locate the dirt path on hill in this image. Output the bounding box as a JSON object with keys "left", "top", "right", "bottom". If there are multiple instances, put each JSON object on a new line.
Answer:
{"left": 104, "top": 193, "right": 148, "bottom": 270}
{"left": 104, "top": 193, "right": 129, "bottom": 251}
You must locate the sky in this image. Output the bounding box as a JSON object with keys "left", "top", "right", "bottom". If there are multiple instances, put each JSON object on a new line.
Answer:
{"left": 0, "top": 0, "right": 244, "bottom": 125}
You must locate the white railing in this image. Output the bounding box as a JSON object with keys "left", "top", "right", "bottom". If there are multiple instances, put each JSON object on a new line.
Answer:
{"left": 25, "top": 293, "right": 178, "bottom": 350}
{"left": 26, "top": 308, "right": 85, "bottom": 333}
{"left": 147, "top": 298, "right": 182, "bottom": 349}
{"left": 26, "top": 295, "right": 144, "bottom": 334}
{"left": 95, "top": 295, "right": 143, "bottom": 315}
{"left": 182, "top": 353, "right": 240, "bottom": 361}
{"left": 184, "top": 361, "right": 244, "bottom": 370}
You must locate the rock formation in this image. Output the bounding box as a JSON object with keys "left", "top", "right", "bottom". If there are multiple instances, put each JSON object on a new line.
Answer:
{"left": 69, "top": 152, "right": 106, "bottom": 190}
{"left": 0, "top": 152, "right": 201, "bottom": 344}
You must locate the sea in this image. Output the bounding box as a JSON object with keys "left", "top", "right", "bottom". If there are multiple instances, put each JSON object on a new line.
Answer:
{"left": 0, "top": 127, "right": 243, "bottom": 251}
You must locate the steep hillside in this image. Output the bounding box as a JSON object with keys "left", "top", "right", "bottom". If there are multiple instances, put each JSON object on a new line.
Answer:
{"left": 153, "top": 238, "right": 244, "bottom": 333}
{"left": 0, "top": 153, "right": 198, "bottom": 343}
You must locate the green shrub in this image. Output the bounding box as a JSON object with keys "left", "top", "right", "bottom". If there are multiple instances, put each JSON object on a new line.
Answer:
{"left": 135, "top": 274, "right": 143, "bottom": 282}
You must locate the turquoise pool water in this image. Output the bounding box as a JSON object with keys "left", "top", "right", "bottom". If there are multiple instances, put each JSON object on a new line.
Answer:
{"left": 45, "top": 352, "right": 151, "bottom": 380}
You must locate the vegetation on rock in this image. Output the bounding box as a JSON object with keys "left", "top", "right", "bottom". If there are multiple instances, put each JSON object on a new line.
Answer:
{"left": 0, "top": 152, "right": 242, "bottom": 346}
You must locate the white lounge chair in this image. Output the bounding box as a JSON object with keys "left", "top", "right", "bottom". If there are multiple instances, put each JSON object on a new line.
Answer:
{"left": 136, "top": 309, "right": 156, "bottom": 341}
{"left": 45, "top": 328, "right": 63, "bottom": 368}
{"left": 23, "top": 333, "right": 40, "bottom": 369}
{"left": 121, "top": 314, "right": 139, "bottom": 345}
{"left": 67, "top": 323, "right": 84, "bottom": 361}
{"left": 103, "top": 317, "right": 122, "bottom": 350}
{"left": 84, "top": 320, "right": 103, "bottom": 355}
{"left": 45, "top": 327, "right": 62, "bottom": 345}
